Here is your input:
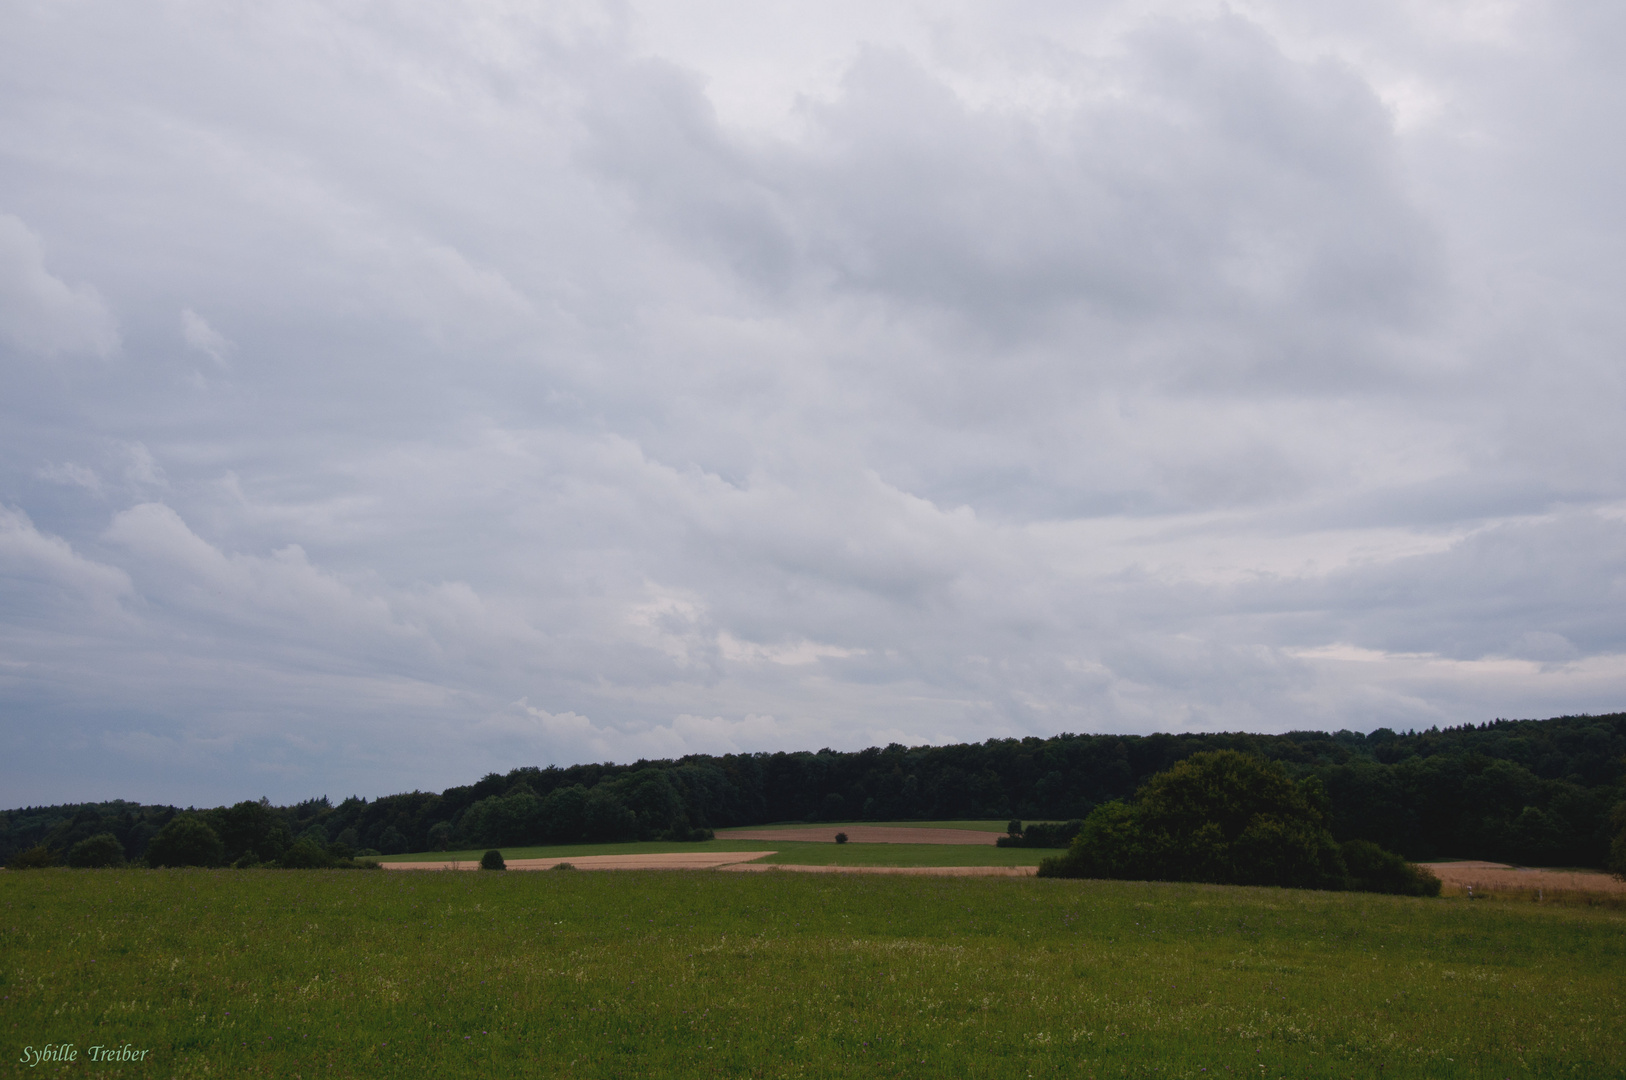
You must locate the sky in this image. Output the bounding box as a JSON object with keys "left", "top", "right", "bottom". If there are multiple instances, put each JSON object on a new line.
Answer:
{"left": 2, "top": 0, "right": 1624, "bottom": 807}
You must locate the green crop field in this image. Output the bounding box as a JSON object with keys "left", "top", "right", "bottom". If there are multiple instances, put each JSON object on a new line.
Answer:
{"left": 4, "top": 868, "right": 1622, "bottom": 1079}
{"left": 748, "top": 844, "right": 1039, "bottom": 867}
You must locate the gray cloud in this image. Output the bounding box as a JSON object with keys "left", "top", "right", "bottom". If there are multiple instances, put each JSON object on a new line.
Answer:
{"left": 0, "top": 215, "right": 119, "bottom": 358}
{"left": 1, "top": 1, "right": 1623, "bottom": 805}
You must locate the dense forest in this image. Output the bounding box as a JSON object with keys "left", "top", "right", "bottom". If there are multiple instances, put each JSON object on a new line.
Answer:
{"left": 5, "top": 713, "right": 1623, "bottom": 869}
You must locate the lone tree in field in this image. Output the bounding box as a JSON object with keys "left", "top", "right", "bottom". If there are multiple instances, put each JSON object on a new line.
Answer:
{"left": 1039, "top": 750, "right": 1346, "bottom": 889}
{"left": 480, "top": 849, "right": 506, "bottom": 871}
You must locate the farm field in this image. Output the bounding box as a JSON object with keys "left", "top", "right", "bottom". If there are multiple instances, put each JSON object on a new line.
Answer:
{"left": 374, "top": 839, "right": 799, "bottom": 864}
{"left": 4, "top": 868, "right": 1623, "bottom": 1079}
{"left": 381, "top": 840, "right": 1047, "bottom": 869}
{"left": 716, "top": 820, "right": 1013, "bottom": 833}
{"left": 1421, "top": 861, "right": 1626, "bottom": 905}
{"left": 748, "top": 843, "right": 1040, "bottom": 867}
{"left": 717, "top": 826, "right": 1001, "bottom": 846}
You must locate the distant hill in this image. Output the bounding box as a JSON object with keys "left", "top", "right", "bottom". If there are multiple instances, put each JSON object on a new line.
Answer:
{"left": 5, "top": 713, "right": 1623, "bottom": 868}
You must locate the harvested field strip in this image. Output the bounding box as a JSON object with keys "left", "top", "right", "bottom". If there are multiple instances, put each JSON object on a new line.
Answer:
{"left": 1420, "top": 861, "right": 1626, "bottom": 907}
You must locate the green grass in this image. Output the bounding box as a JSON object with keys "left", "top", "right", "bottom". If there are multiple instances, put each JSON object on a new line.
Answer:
{"left": 4, "top": 869, "right": 1622, "bottom": 1079}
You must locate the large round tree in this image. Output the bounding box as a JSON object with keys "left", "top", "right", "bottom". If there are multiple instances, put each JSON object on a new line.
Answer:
{"left": 1040, "top": 750, "right": 1347, "bottom": 889}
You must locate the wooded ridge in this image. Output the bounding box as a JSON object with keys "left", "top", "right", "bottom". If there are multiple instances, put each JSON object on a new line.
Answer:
{"left": 5, "top": 712, "right": 1623, "bottom": 869}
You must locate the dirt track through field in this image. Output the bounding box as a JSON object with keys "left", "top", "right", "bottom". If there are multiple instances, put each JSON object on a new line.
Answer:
{"left": 1419, "top": 861, "right": 1626, "bottom": 895}
{"left": 714, "top": 826, "right": 1001, "bottom": 845}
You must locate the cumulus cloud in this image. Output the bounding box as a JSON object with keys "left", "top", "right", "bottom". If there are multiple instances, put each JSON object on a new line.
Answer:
{"left": 1, "top": 0, "right": 1624, "bottom": 805}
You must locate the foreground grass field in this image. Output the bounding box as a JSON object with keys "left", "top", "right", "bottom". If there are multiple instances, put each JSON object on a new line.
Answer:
{"left": 4, "top": 870, "right": 1622, "bottom": 1079}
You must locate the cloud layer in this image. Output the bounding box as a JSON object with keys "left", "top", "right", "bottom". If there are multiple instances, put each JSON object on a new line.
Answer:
{"left": 2, "top": 1, "right": 1623, "bottom": 805}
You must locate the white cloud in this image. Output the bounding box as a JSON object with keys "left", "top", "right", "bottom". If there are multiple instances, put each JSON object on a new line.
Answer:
{"left": 0, "top": 505, "right": 132, "bottom": 614}
{"left": 38, "top": 462, "right": 104, "bottom": 495}
{"left": 717, "top": 631, "right": 861, "bottom": 666}
{"left": 181, "top": 308, "right": 233, "bottom": 366}
{"left": 0, "top": 215, "right": 119, "bottom": 358}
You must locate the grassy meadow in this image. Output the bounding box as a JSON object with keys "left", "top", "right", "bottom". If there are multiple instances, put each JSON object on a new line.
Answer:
{"left": 5, "top": 867, "right": 1624, "bottom": 1078}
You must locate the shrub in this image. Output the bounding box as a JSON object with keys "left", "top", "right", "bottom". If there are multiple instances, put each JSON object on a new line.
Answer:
{"left": 661, "top": 824, "right": 714, "bottom": 842}
{"left": 834, "top": 832, "right": 848, "bottom": 844}
{"left": 998, "top": 820, "right": 1084, "bottom": 848}
{"left": 146, "top": 815, "right": 226, "bottom": 868}
{"left": 278, "top": 839, "right": 334, "bottom": 869}
{"left": 1007, "top": 819, "right": 1024, "bottom": 836}
{"left": 1341, "top": 839, "right": 1441, "bottom": 897}
{"left": 66, "top": 833, "right": 125, "bottom": 868}
{"left": 7, "top": 845, "right": 56, "bottom": 869}
{"left": 552, "top": 862, "right": 575, "bottom": 871}
{"left": 1038, "top": 801, "right": 1144, "bottom": 879}
{"left": 481, "top": 850, "right": 506, "bottom": 871}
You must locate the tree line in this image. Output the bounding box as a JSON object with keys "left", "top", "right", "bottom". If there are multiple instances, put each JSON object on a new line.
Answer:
{"left": 4, "top": 712, "right": 1624, "bottom": 869}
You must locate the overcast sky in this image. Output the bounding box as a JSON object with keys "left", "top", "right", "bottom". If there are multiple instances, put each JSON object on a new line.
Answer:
{"left": 3, "top": 1, "right": 1624, "bottom": 807}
